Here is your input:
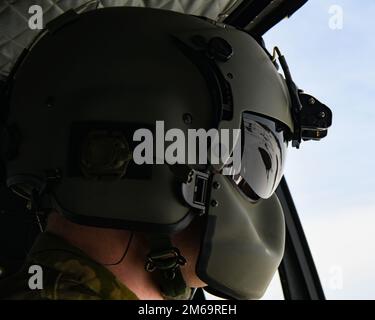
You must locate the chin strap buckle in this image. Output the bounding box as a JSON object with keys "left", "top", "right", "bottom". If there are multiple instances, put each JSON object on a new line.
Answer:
{"left": 145, "top": 247, "right": 187, "bottom": 280}
{"left": 145, "top": 235, "right": 191, "bottom": 300}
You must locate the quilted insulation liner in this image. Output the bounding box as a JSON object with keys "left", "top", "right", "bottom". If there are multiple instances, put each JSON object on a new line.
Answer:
{"left": 0, "top": 0, "right": 241, "bottom": 80}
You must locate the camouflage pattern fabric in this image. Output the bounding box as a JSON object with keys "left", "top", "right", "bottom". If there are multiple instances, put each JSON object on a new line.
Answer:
{"left": 0, "top": 232, "right": 138, "bottom": 300}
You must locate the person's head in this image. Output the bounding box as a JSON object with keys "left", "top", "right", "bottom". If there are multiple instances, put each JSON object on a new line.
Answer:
{"left": 2, "top": 7, "right": 331, "bottom": 299}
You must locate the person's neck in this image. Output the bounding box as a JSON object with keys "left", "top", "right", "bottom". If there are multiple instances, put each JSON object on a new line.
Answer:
{"left": 46, "top": 211, "right": 164, "bottom": 300}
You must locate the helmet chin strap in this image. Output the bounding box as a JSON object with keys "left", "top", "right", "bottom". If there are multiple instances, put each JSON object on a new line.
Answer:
{"left": 145, "top": 234, "right": 191, "bottom": 300}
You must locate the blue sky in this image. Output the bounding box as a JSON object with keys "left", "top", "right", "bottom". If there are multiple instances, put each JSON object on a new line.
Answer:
{"left": 263, "top": 0, "right": 375, "bottom": 299}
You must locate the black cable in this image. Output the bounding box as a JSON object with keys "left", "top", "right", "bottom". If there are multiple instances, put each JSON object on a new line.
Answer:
{"left": 30, "top": 232, "right": 134, "bottom": 267}
{"left": 103, "top": 232, "right": 134, "bottom": 266}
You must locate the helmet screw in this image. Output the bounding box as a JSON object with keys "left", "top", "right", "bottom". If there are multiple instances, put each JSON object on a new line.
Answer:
{"left": 308, "top": 97, "right": 316, "bottom": 105}
{"left": 184, "top": 170, "right": 194, "bottom": 183}
{"left": 187, "top": 170, "right": 194, "bottom": 183}
{"left": 183, "top": 113, "right": 193, "bottom": 125}
{"left": 210, "top": 200, "right": 219, "bottom": 207}
{"left": 213, "top": 181, "right": 221, "bottom": 189}
{"left": 319, "top": 111, "right": 326, "bottom": 118}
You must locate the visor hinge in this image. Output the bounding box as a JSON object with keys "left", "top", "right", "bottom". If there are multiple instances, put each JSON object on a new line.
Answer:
{"left": 181, "top": 170, "right": 210, "bottom": 213}
{"left": 272, "top": 47, "right": 332, "bottom": 149}
{"left": 298, "top": 92, "right": 333, "bottom": 141}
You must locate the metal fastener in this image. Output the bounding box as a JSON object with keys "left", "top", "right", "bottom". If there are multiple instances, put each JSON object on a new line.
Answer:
{"left": 183, "top": 113, "right": 193, "bottom": 125}
{"left": 319, "top": 111, "right": 326, "bottom": 118}
{"left": 208, "top": 37, "right": 233, "bottom": 62}
{"left": 213, "top": 181, "right": 221, "bottom": 190}
{"left": 211, "top": 200, "right": 219, "bottom": 207}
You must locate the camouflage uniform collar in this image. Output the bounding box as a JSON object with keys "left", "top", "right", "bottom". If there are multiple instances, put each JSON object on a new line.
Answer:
{"left": 27, "top": 232, "right": 138, "bottom": 300}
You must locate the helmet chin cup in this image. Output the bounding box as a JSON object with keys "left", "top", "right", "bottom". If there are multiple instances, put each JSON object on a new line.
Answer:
{"left": 196, "top": 174, "right": 285, "bottom": 300}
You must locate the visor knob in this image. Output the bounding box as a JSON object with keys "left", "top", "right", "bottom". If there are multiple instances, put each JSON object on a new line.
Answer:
{"left": 308, "top": 97, "right": 316, "bottom": 105}
{"left": 182, "top": 113, "right": 193, "bottom": 125}
{"left": 208, "top": 37, "right": 233, "bottom": 62}
{"left": 213, "top": 181, "right": 221, "bottom": 190}
{"left": 210, "top": 199, "right": 219, "bottom": 207}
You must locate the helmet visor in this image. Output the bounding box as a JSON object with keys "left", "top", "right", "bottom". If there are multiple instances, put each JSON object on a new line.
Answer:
{"left": 234, "top": 113, "right": 288, "bottom": 200}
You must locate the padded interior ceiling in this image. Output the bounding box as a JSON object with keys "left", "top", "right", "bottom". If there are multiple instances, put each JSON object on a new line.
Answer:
{"left": 0, "top": 0, "right": 241, "bottom": 79}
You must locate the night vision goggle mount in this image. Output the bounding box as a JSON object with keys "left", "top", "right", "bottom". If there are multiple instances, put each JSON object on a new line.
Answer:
{"left": 272, "top": 47, "right": 333, "bottom": 149}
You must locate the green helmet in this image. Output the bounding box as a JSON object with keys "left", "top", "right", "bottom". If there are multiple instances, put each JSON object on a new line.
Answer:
{"left": 1, "top": 7, "right": 332, "bottom": 299}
